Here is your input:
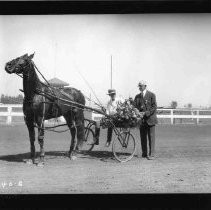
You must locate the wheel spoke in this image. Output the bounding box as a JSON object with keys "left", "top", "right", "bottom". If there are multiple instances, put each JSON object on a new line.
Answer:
{"left": 112, "top": 131, "right": 136, "bottom": 162}
{"left": 80, "top": 127, "right": 95, "bottom": 152}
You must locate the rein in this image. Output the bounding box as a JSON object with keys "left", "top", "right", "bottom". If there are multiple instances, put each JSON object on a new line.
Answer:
{"left": 36, "top": 89, "right": 107, "bottom": 116}
{"left": 32, "top": 61, "right": 51, "bottom": 87}
{"left": 32, "top": 61, "right": 57, "bottom": 97}
{"left": 20, "top": 60, "right": 106, "bottom": 115}
{"left": 17, "top": 58, "right": 107, "bottom": 132}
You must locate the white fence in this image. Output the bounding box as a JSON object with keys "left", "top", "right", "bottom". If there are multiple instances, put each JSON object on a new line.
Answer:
{"left": 1, "top": 104, "right": 211, "bottom": 125}
{"left": 0, "top": 104, "right": 23, "bottom": 124}
{"left": 156, "top": 108, "right": 211, "bottom": 125}
{"left": 92, "top": 108, "right": 211, "bottom": 125}
{"left": 0, "top": 104, "right": 65, "bottom": 125}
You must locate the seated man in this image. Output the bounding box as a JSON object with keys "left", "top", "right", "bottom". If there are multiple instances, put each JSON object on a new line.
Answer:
{"left": 94, "top": 89, "right": 123, "bottom": 147}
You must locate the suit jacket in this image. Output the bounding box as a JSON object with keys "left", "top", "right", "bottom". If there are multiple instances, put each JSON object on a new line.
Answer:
{"left": 134, "top": 90, "right": 158, "bottom": 126}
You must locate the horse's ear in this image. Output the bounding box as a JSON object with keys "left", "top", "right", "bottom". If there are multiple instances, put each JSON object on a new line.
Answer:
{"left": 29, "top": 52, "right": 35, "bottom": 60}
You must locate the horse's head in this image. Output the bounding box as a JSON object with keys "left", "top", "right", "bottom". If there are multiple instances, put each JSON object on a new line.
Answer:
{"left": 5, "top": 53, "right": 35, "bottom": 74}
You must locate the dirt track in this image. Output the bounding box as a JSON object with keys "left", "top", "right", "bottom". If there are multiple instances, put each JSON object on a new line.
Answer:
{"left": 0, "top": 124, "right": 211, "bottom": 193}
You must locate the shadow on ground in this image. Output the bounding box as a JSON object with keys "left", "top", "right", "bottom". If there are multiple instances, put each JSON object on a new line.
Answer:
{"left": 78, "top": 150, "right": 116, "bottom": 162}
{"left": 0, "top": 150, "right": 116, "bottom": 163}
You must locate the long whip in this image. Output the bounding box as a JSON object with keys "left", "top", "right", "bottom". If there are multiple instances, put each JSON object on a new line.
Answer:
{"left": 77, "top": 71, "right": 103, "bottom": 107}
{"left": 76, "top": 69, "right": 104, "bottom": 109}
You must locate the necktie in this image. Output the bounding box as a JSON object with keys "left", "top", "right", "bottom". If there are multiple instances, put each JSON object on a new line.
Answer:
{"left": 140, "top": 92, "right": 145, "bottom": 109}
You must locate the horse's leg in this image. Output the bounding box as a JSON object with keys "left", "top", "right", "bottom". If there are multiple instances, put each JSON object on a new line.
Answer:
{"left": 75, "top": 110, "right": 85, "bottom": 150}
{"left": 37, "top": 117, "right": 45, "bottom": 166}
{"left": 69, "top": 126, "right": 78, "bottom": 160}
{"left": 64, "top": 114, "right": 77, "bottom": 160}
{"left": 25, "top": 116, "right": 36, "bottom": 164}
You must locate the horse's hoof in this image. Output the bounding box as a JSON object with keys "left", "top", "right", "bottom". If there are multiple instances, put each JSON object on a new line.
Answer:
{"left": 37, "top": 162, "right": 44, "bottom": 167}
{"left": 70, "top": 155, "right": 77, "bottom": 160}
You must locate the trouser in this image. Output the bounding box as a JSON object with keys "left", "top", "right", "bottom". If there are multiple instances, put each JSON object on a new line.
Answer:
{"left": 94, "top": 121, "right": 101, "bottom": 144}
{"left": 107, "top": 127, "right": 113, "bottom": 143}
{"left": 95, "top": 122, "right": 113, "bottom": 144}
{"left": 139, "top": 123, "right": 155, "bottom": 157}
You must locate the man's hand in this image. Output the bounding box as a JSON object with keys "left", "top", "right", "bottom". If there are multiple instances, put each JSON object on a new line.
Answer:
{"left": 139, "top": 112, "right": 145, "bottom": 118}
{"left": 145, "top": 111, "right": 150, "bottom": 117}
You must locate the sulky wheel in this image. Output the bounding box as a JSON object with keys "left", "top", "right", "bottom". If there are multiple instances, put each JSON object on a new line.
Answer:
{"left": 80, "top": 127, "right": 95, "bottom": 152}
{"left": 112, "top": 130, "right": 136, "bottom": 163}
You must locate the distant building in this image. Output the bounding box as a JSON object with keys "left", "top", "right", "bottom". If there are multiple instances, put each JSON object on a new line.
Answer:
{"left": 46, "top": 77, "right": 69, "bottom": 88}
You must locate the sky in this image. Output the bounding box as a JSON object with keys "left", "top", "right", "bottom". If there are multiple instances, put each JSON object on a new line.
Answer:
{"left": 0, "top": 14, "right": 211, "bottom": 108}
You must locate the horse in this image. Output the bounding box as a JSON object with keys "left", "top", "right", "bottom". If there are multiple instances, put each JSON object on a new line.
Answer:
{"left": 5, "top": 53, "right": 86, "bottom": 166}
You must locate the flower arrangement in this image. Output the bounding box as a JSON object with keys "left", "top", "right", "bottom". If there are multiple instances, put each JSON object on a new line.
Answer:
{"left": 100, "top": 99, "right": 144, "bottom": 128}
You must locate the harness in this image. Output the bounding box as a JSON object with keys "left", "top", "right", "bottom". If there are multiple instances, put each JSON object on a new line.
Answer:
{"left": 18, "top": 62, "right": 69, "bottom": 132}
{"left": 16, "top": 58, "right": 106, "bottom": 133}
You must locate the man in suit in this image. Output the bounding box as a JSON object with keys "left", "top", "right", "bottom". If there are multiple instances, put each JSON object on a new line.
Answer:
{"left": 134, "top": 80, "right": 158, "bottom": 160}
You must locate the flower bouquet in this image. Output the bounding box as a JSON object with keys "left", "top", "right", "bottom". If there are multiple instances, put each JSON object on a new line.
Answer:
{"left": 100, "top": 99, "right": 144, "bottom": 129}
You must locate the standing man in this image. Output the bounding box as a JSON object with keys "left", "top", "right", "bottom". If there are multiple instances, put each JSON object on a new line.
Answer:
{"left": 134, "top": 80, "right": 158, "bottom": 160}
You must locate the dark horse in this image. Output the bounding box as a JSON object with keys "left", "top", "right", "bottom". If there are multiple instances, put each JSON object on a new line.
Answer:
{"left": 5, "top": 53, "right": 85, "bottom": 166}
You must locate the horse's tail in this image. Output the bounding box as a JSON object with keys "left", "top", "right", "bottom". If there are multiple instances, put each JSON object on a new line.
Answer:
{"left": 62, "top": 87, "right": 86, "bottom": 146}
{"left": 75, "top": 89, "right": 86, "bottom": 146}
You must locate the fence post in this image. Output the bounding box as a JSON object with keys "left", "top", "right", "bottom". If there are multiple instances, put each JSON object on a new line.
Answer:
{"left": 7, "top": 106, "right": 12, "bottom": 125}
{"left": 196, "top": 110, "right": 199, "bottom": 125}
{"left": 170, "top": 109, "right": 174, "bottom": 125}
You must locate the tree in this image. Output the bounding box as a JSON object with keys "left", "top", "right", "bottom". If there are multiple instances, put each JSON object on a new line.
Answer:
{"left": 170, "top": 101, "right": 178, "bottom": 109}
{"left": 187, "top": 103, "right": 192, "bottom": 109}
{"left": 0, "top": 94, "right": 24, "bottom": 104}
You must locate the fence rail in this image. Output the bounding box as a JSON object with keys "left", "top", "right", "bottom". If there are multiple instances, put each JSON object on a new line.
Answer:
{"left": 0, "top": 104, "right": 211, "bottom": 125}
{"left": 91, "top": 108, "right": 211, "bottom": 125}
{"left": 0, "top": 104, "right": 66, "bottom": 125}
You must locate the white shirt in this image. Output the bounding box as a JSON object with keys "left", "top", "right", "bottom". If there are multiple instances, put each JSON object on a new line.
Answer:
{"left": 142, "top": 89, "right": 147, "bottom": 97}
{"left": 106, "top": 97, "right": 124, "bottom": 115}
